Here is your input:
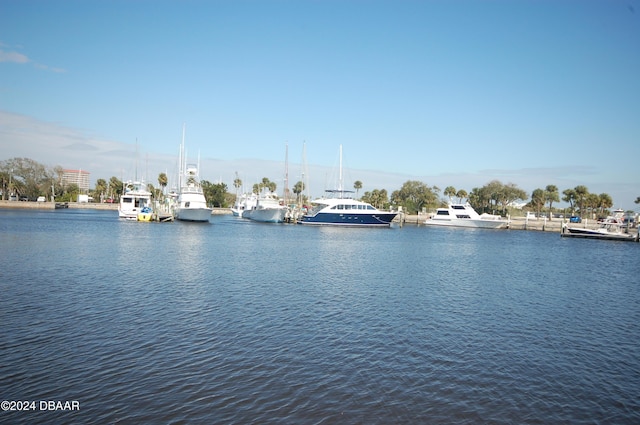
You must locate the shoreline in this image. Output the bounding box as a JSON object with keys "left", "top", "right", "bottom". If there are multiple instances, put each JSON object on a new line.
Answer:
{"left": 0, "top": 200, "right": 230, "bottom": 214}
{"left": 396, "top": 213, "right": 629, "bottom": 233}
{"left": 1, "top": 201, "right": 635, "bottom": 234}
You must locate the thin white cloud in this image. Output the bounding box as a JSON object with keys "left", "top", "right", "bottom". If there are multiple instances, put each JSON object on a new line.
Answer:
{"left": 0, "top": 42, "right": 65, "bottom": 72}
{"left": 0, "top": 49, "right": 29, "bottom": 64}
{"left": 34, "top": 62, "right": 66, "bottom": 73}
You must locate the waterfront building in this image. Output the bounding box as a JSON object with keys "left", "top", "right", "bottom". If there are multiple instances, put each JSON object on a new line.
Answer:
{"left": 62, "top": 169, "right": 90, "bottom": 191}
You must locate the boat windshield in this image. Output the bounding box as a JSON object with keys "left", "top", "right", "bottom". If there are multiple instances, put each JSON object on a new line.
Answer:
{"left": 306, "top": 204, "right": 325, "bottom": 216}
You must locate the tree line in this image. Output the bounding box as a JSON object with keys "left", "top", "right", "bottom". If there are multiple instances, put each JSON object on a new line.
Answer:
{"left": 0, "top": 157, "right": 228, "bottom": 207}
{"left": 2, "top": 157, "right": 637, "bottom": 217}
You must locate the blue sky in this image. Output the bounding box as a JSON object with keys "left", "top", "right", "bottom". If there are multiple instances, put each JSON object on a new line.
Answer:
{"left": 1, "top": 0, "right": 639, "bottom": 209}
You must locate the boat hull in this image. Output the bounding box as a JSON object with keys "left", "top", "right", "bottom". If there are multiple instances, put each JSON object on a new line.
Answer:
{"left": 424, "top": 218, "right": 508, "bottom": 229}
{"left": 244, "top": 208, "right": 287, "bottom": 223}
{"left": 119, "top": 209, "right": 141, "bottom": 220}
{"left": 562, "top": 226, "right": 637, "bottom": 241}
{"left": 298, "top": 212, "right": 397, "bottom": 227}
{"left": 175, "top": 208, "right": 211, "bottom": 222}
{"left": 137, "top": 212, "right": 153, "bottom": 222}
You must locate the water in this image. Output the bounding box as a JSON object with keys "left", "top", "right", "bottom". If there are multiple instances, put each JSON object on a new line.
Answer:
{"left": 1, "top": 209, "right": 639, "bottom": 424}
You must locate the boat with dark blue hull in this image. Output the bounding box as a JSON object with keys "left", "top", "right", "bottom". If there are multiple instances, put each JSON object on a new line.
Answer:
{"left": 298, "top": 190, "right": 397, "bottom": 227}
{"left": 299, "top": 144, "right": 398, "bottom": 227}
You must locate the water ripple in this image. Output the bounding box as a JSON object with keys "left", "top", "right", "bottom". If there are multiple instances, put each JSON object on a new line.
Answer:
{"left": 1, "top": 211, "right": 639, "bottom": 423}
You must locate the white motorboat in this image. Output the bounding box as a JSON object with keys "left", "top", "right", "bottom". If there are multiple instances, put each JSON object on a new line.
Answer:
{"left": 243, "top": 192, "right": 288, "bottom": 223}
{"left": 231, "top": 193, "right": 257, "bottom": 217}
{"left": 562, "top": 217, "right": 638, "bottom": 242}
{"left": 119, "top": 181, "right": 152, "bottom": 220}
{"left": 173, "top": 126, "right": 212, "bottom": 223}
{"left": 424, "top": 203, "right": 509, "bottom": 229}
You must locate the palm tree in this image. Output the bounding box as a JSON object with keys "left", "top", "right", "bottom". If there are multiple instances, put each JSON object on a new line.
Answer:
{"left": 293, "top": 181, "right": 305, "bottom": 204}
{"left": 353, "top": 180, "right": 363, "bottom": 198}
{"left": 574, "top": 185, "right": 589, "bottom": 217}
{"left": 455, "top": 189, "right": 468, "bottom": 203}
{"left": 444, "top": 186, "right": 456, "bottom": 202}
{"left": 109, "top": 176, "right": 123, "bottom": 201}
{"left": 158, "top": 172, "right": 168, "bottom": 195}
{"left": 233, "top": 173, "right": 242, "bottom": 195}
{"left": 544, "top": 185, "right": 559, "bottom": 220}
{"left": 94, "top": 178, "right": 108, "bottom": 202}
{"left": 586, "top": 193, "right": 599, "bottom": 218}
{"left": 562, "top": 188, "right": 577, "bottom": 214}
{"left": 530, "top": 189, "right": 545, "bottom": 216}
{"left": 259, "top": 177, "right": 272, "bottom": 193}
{"left": 597, "top": 193, "right": 613, "bottom": 217}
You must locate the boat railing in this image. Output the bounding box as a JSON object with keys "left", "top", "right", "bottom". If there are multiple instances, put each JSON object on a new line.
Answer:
{"left": 324, "top": 189, "right": 355, "bottom": 199}
{"left": 180, "top": 186, "right": 203, "bottom": 194}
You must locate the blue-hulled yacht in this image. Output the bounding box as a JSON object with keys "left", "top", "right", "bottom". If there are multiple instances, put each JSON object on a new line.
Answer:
{"left": 298, "top": 190, "right": 397, "bottom": 227}
{"left": 297, "top": 145, "right": 397, "bottom": 227}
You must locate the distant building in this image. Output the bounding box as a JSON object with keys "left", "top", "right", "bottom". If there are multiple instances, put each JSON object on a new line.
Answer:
{"left": 62, "top": 169, "right": 90, "bottom": 192}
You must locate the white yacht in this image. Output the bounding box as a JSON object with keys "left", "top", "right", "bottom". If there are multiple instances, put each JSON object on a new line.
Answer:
{"left": 243, "top": 192, "right": 288, "bottom": 223}
{"left": 118, "top": 181, "right": 152, "bottom": 220}
{"left": 231, "top": 192, "right": 257, "bottom": 217}
{"left": 424, "top": 203, "right": 509, "bottom": 229}
{"left": 173, "top": 126, "right": 212, "bottom": 222}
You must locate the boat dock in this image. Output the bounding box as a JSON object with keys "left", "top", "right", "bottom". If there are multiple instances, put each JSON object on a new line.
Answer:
{"left": 155, "top": 212, "right": 174, "bottom": 222}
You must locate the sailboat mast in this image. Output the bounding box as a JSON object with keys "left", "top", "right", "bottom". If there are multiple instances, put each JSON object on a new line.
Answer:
{"left": 284, "top": 143, "right": 289, "bottom": 205}
{"left": 338, "top": 144, "right": 343, "bottom": 195}
{"left": 302, "top": 141, "right": 308, "bottom": 203}
{"left": 179, "top": 124, "right": 186, "bottom": 189}
{"left": 135, "top": 138, "right": 138, "bottom": 182}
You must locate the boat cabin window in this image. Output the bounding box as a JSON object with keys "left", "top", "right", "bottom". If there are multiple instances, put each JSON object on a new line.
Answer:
{"left": 367, "top": 205, "right": 375, "bottom": 210}
{"left": 122, "top": 197, "right": 133, "bottom": 204}
{"left": 436, "top": 210, "right": 450, "bottom": 216}
{"left": 456, "top": 215, "right": 471, "bottom": 219}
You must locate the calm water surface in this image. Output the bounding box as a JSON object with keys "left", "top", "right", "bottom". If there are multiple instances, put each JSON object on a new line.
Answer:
{"left": 1, "top": 209, "right": 639, "bottom": 424}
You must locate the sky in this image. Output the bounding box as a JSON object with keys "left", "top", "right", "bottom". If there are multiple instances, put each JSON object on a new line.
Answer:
{"left": 1, "top": 0, "right": 639, "bottom": 209}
